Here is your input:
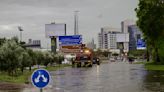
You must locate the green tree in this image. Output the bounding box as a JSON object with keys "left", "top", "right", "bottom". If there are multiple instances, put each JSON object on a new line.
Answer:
{"left": 18, "top": 51, "right": 31, "bottom": 73}
{"left": 56, "top": 55, "right": 64, "bottom": 64}
{"left": 35, "top": 51, "right": 44, "bottom": 68}
{"left": 42, "top": 52, "right": 51, "bottom": 67}
{"left": 0, "top": 40, "right": 24, "bottom": 75}
{"left": 51, "top": 53, "right": 58, "bottom": 65}
{"left": 0, "top": 38, "right": 6, "bottom": 46}
{"left": 26, "top": 49, "right": 36, "bottom": 71}
{"left": 11, "top": 36, "right": 19, "bottom": 44}
{"left": 135, "top": 0, "right": 164, "bottom": 62}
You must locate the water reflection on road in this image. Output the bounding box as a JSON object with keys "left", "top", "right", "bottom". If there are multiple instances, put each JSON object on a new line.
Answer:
{"left": 8, "top": 62, "right": 164, "bottom": 92}
{"left": 51, "top": 62, "right": 164, "bottom": 92}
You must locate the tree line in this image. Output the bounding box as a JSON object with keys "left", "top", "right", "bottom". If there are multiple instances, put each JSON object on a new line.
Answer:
{"left": 0, "top": 37, "right": 64, "bottom": 76}
{"left": 135, "top": 0, "right": 164, "bottom": 63}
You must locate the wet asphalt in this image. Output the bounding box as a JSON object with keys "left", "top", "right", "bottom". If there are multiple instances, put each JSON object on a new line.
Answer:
{"left": 1, "top": 61, "right": 164, "bottom": 92}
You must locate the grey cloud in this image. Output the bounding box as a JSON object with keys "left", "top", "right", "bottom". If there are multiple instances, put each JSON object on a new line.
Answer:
{"left": 0, "top": 0, "right": 138, "bottom": 48}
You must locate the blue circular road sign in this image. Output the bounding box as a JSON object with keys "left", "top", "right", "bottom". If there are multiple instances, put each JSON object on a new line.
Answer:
{"left": 31, "top": 69, "right": 50, "bottom": 89}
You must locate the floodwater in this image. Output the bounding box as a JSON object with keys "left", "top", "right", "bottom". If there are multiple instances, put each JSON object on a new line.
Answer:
{"left": 1, "top": 62, "right": 164, "bottom": 92}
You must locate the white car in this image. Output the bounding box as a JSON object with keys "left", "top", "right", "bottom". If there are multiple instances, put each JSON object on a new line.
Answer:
{"left": 109, "top": 57, "right": 115, "bottom": 62}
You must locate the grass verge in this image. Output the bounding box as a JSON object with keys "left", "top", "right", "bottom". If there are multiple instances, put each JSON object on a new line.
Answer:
{"left": 133, "top": 61, "right": 164, "bottom": 71}
{"left": 0, "top": 71, "right": 32, "bottom": 84}
{"left": 145, "top": 65, "right": 164, "bottom": 71}
{"left": 133, "top": 61, "right": 153, "bottom": 64}
{"left": 145, "top": 62, "right": 164, "bottom": 71}
{"left": 0, "top": 64, "right": 70, "bottom": 84}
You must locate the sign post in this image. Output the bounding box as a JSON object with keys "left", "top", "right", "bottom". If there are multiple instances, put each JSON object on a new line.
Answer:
{"left": 31, "top": 69, "right": 50, "bottom": 92}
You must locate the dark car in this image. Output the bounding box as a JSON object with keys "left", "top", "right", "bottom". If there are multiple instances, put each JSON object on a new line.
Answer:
{"left": 93, "top": 57, "right": 100, "bottom": 65}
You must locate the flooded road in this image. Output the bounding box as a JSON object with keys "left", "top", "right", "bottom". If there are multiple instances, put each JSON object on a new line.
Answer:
{"left": 1, "top": 62, "right": 164, "bottom": 92}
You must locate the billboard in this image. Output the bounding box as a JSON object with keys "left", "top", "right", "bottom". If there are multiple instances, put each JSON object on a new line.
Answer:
{"left": 60, "top": 45, "right": 81, "bottom": 53}
{"left": 116, "top": 33, "right": 129, "bottom": 42}
{"left": 136, "top": 39, "right": 146, "bottom": 50}
{"left": 45, "top": 23, "right": 66, "bottom": 37}
{"left": 59, "top": 35, "right": 82, "bottom": 46}
{"left": 59, "top": 35, "right": 82, "bottom": 53}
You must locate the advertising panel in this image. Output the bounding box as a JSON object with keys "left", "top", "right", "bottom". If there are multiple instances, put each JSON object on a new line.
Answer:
{"left": 136, "top": 39, "right": 146, "bottom": 50}
{"left": 60, "top": 45, "right": 82, "bottom": 53}
{"left": 59, "top": 35, "right": 82, "bottom": 46}
{"left": 45, "top": 23, "right": 66, "bottom": 37}
{"left": 59, "top": 35, "right": 82, "bottom": 53}
{"left": 116, "top": 33, "right": 129, "bottom": 42}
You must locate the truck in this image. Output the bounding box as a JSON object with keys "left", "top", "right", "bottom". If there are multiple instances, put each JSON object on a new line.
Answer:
{"left": 72, "top": 48, "right": 93, "bottom": 67}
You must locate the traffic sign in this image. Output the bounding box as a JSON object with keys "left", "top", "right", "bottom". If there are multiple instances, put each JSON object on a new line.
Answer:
{"left": 31, "top": 69, "right": 50, "bottom": 89}
{"left": 59, "top": 35, "right": 82, "bottom": 45}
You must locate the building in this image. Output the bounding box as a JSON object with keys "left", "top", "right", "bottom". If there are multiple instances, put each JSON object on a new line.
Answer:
{"left": 98, "top": 33, "right": 103, "bottom": 49}
{"left": 98, "top": 28, "right": 108, "bottom": 50}
{"left": 121, "top": 19, "right": 135, "bottom": 33}
{"left": 98, "top": 19, "right": 143, "bottom": 53}
{"left": 24, "top": 39, "right": 41, "bottom": 50}
{"left": 121, "top": 19, "right": 135, "bottom": 52}
{"left": 116, "top": 33, "right": 129, "bottom": 54}
{"left": 86, "top": 38, "right": 96, "bottom": 50}
{"left": 98, "top": 26, "right": 131, "bottom": 54}
{"left": 98, "top": 27, "right": 121, "bottom": 53}
{"left": 98, "top": 27, "right": 121, "bottom": 49}
{"left": 128, "top": 25, "right": 143, "bottom": 50}
{"left": 108, "top": 31, "right": 117, "bottom": 49}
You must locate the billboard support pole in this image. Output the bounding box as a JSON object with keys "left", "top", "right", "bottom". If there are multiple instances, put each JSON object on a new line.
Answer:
{"left": 51, "top": 36, "right": 57, "bottom": 53}
{"left": 40, "top": 88, "right": 43, "bottom": 92}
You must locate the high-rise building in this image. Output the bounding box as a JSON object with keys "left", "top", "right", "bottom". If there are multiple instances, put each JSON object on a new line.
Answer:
{"left": 98, "top": 27, "right": 121, "bottom": 53}
{"left": 108, "top": 32, "right": 117, "bottom": 49}
{"left": 98, "top": 33, "right": 103, "bottom": 49}
{"left": 128, "top": 25, "right": 143, "bottom": 50}
{"left": 98, "top": 28, "right": 110, "bottom": 49}
{"left": 98, "top": 20, "right": 142, "bottom": 53}
{"left": 121, "top": 19, "right": 135, "bottom": 33}
{"left": 121, "top": 19, "right": 135, "bottom": 52}
{"left": 86, "top": 38, "right": 96, "bottom": 50}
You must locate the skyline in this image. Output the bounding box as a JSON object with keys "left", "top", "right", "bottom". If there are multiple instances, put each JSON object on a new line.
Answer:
{"left": 0, "top": 0, "right": 138, "bottom": 48}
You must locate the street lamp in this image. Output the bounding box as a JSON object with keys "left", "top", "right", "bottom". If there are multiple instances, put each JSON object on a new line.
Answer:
{"left": 18, "top": 26, "right": 23, "bottom": 42}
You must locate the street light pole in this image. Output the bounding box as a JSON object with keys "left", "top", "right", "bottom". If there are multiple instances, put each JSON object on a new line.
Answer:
{"left": 18, "top": 26, "right": 23, "bottom": 42}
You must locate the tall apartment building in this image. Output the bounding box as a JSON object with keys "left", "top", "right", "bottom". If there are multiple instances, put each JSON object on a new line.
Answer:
{"left": 86, "top": 38, "right": 96, "bottom": 50}
{"left": 121, "top": 19, "right": 135, "bottom": 33}
{"left": 108, "top": 32, "right": 117, "bottom": 49}
{"left": 98, "top": 28, "right": 109, "bottom": 49}
{"left": 121, "top": 19, "right": 135, "bottom": 52}
{"left": 98, "top": 20, "right": 143, "bottom": 53}
{"left": 128, "top": 25, "right": 143, "bottom": 50}
{"left": 98, "top": 27, "right": 121, "bottom": 52}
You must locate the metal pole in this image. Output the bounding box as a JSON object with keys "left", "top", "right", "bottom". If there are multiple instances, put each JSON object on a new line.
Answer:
{"left": 18, "top": 26, "right": 23, "bottom": 42}
{"left": 40, "top": 88, "right": 43, "bottom": 92}
{"left": 51, "top": 37, "right": 57, "bottom": 53}
{"left": 20, "top": 31, "right": 22, "bottom": 42}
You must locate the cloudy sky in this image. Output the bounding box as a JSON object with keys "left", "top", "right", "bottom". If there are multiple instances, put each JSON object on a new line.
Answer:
{"left": 0, "top": 0, "right": 138, "bottom": 48}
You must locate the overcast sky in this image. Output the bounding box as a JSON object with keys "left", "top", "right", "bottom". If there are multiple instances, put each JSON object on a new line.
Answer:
{"left": 0, "top": 0, "right": 138, "bottom": 48}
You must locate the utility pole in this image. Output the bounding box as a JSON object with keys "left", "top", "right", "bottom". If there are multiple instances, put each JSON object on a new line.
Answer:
{"left": 18, "top": 26, "right": 23, "bottom": 42}
{"left": 74, "top": 11, "right": 79, "bottom": 35}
